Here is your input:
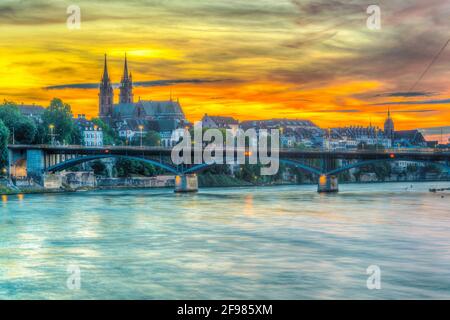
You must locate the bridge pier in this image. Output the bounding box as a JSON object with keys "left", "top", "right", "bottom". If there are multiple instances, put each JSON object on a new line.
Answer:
{"left": 317, "top": 175, "right": 339, "bottom": 193}
{"left": 175, "top": 174, "right": 198, "bottom": 193}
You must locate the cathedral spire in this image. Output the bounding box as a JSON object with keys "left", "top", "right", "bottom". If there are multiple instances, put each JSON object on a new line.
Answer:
{"left": 122, "top": 53, "right": 129, "bottom": 81}
{"left": 99, "top": 54, "right": 114, "bottom": 120}
{"left": 102, "top": 54, "right": 109, "bottom": 83}
{"left": 119, "top": 53, "right": 133, "bottom": 104}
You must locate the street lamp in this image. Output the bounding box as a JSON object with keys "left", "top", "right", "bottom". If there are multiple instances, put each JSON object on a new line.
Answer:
{"left": 138, "top": 125, "right": 144, "bottom": 148}
{"left": 49, "top": 124, "right": 55, "bottom": 145}
{"left": 94, "top": 125, "right": 98, "bottom": 147}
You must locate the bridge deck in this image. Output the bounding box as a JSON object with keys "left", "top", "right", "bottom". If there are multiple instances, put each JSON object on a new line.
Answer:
{"left": 8, "top": 144, "right": 450, "bottom": 161}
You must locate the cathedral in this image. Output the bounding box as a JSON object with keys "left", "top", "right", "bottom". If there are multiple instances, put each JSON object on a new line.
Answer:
{"left": 98, "top": 54, "right": 186, "bottom": 124}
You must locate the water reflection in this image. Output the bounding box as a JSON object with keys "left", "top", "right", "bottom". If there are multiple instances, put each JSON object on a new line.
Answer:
{"left": 0, "top": 182, "right": 449, "bottom": 299}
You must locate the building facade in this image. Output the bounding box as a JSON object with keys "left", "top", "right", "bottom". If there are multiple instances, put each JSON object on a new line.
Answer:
{"left": 74, "top": 115, "right": 104, "bottom": 147}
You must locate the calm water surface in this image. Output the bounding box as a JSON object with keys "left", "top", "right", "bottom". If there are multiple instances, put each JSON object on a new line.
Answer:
{"left": 0, "top": 182, "right": 449, "bottom": 299}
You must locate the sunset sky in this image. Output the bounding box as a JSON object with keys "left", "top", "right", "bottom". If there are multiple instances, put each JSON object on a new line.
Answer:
{"left": 0, "top": 0, "right": 449, "bottom": 136}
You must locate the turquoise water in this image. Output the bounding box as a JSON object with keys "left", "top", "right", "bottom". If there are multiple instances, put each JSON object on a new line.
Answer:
{"left": 0, "top": 182, "right": 449, "bottom": 299}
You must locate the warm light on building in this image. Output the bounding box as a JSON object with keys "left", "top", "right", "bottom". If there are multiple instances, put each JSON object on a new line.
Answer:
{"left": 319, "top": 175, "right": 327, "bottom": 186}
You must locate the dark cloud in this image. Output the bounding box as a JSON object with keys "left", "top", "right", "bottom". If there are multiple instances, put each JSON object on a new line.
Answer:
{"left": 273, "top": 0, "right": 450, "bottom": 96}
{"left": 375, "top": 109, "right": 438, "bottom": 113}
{"left": 0, "top": 0, "right": 66, "bottom": 25}
{"left": 375, "top": 91, "right": 435, "bottom": 98}
{"left": 374, "top": 98, "right": 450, "bottom": 106}
{"left": 44, "top": 78, "right": 228, "bottom": 90}
{"left": 313, "top": 109, "right": 360, "bottom": 113}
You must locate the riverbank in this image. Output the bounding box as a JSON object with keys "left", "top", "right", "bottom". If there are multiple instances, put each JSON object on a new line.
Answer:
{"left": 2, "top": 177, "right": 449, "bottom": 196}
{"left": 0, "top": 186, "right": 76, "bottom": 196}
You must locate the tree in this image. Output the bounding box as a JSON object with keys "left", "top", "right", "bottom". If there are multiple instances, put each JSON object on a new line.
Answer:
{"left": 143, "top": 130, "right": 161, "bottom": 146}
{"left": 90, "top": 160, "right": 107, "bottom": 175}
{"left": 14, "top": 117, "right": 37, "bottom": 144}
{"left": 41, "top": 98, "right": 76, "bottom": 144}
{"left": 235, "top": 164, "right": 261, "bottom": 183}
{"left": 0, "top": 120, "right": 9, "bottom": 170}
{"left": 0, "top": 100, "right": 37, "bottom": 144}
{"left": 33, "top": 123, "right": 48, "bottom": 144}
{"left": 422, "top": 164, "right": 442, "bottom": 175}
{"left": 373, "top": 163, "right": 391, "bottom": 181}
{"left": 115, "top": 158, "right": 163, "bottom": 177}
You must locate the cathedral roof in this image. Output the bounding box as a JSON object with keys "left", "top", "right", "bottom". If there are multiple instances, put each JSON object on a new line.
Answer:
{"left": 137, "top": 100, "right": 185, "bottom": 118}
{"left": 394, "top": 130, "right": 426, "bottom": 143}
{"left": 113, "top": 103, "right": 135, "bottom": 118}
{"left": 112, "top": 100, "right": 185, "bottom": 120}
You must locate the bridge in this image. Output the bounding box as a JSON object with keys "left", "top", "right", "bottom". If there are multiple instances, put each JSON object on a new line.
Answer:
{"left": 7, "top": 144, "right": 450, "bottom": 192}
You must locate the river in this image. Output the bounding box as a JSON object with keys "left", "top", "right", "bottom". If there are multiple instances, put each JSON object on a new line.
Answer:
{"left": 0, "top": 182, "right": 449, "bottom": 299}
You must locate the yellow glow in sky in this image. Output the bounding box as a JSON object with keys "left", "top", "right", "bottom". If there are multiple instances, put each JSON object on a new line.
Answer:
{"left": 1, "top": 0, "right": 450, "bottom": 131}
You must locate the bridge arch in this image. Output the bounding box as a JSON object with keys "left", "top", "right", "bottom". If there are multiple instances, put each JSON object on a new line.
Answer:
{"left": 43, "top": 154, "right": 450, "bottom": 178}
{"left": 45, "top": 154, "right": 180, "bottom": 175}
{"left": 181, "top": 159, "right": 323, "bottom": 176}
{"left": 279, "top": 159, "right": 323, "bottom": 176}
{"left": 326, "top": 158, "right": 450, "bottom": 176}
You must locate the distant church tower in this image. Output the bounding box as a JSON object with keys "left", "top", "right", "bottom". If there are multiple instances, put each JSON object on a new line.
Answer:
{"left": 99, "top": 54, "right": 114, "bottom": 119}
{"left": 119, "top": 54, "right": 133, "bottom": 104}
{"left": 384, "top": 107, "right": 395, "bottom": 140}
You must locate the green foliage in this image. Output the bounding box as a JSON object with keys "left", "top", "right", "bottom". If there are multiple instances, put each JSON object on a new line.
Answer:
{"left": 234, "top": 164, "right": 262, "bottom": 183}
{"left": 338, "top": 171, "right": 351, "bottom": 182}
{"left": 0, "top": 120, "right": 9, "bottom": 169}
{"left": 33, "top": 123, "right": 47, "bottom": 144}
{"left": 128, "top": 130, "right": 161, "bottom": 147}
{"left": 115, "top": 158, "right": 163, "bottom": 177}
{"left": 0, "top": 100, "right": 37, "bottom": 144}
{"left": 356, "top": 162, "right": 392, "bottom": 181}
{"left": 15, "top": 117, "right": 37, "bottom": 144}
{"left": 198, "top": 173, "right": 251, "bottom": 187}
{"left": 90, "top": 160, "right": 107, "bottom": 175}
{"left": 202, "top": 164, "right": 231, "bottom": 176}
{"left": 143, "top": 130, "right": 161, "bottom": 146}
{"left": 41, "top": 98, "right": 76, "bottom": 144}
{"left": 407, "top": 164, "right": 419, "bottom": 173}
{"left": 422, "top": 164, "right": 442, "bottom": 174}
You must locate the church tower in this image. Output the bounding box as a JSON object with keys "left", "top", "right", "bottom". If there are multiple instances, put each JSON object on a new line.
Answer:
{"left": 99, "top": 54, "right": 114, "bottom": 119}
{"left": 119, "top": 54, "right": 133, "bottom": 104}
{"left": 384, "top": 107, "right": 395, "bottom": 141}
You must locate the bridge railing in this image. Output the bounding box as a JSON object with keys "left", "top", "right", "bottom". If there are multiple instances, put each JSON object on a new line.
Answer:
{"left": 8, "top": 144, "right": 450, "bottom": 154}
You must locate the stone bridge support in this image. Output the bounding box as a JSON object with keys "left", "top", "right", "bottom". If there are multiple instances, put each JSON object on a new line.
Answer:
{"left": 318, "top": 175, "right": 339, "bottom": 193}
{"left": 26, "top": 149, "right": 45, "bottom": 179}
{"left": 175, "top": 174, "right": 198, "bottom": 193}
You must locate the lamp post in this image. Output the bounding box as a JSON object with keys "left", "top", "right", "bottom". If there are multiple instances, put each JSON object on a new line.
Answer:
{"left": 49, "top": 124, "right": 55, "bottom": 145}
{"left": 138, "top": 125, "right": 144, "bottom": 148}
